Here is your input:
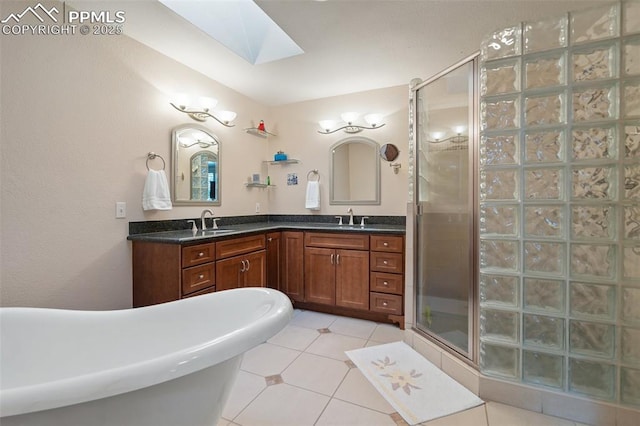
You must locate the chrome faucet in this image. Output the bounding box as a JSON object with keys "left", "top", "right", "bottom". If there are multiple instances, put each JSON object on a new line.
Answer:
{"left": 200, "top": 209, "right": 214, "bottom": 230}
{"left": 347, "top": 208, "right": 354, "bottom": 226}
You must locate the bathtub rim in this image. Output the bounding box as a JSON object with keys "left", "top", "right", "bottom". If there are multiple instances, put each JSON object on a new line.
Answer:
{"left": 0, "top": 287, "right": 293, "bottom": 417}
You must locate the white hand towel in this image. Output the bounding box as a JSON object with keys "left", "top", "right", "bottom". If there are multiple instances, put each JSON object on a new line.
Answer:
{"left": 142, "top": 169, "right": 172, "bottom": 211}
{"left": 305, "top": 180, "right": 320, "bottom": 210}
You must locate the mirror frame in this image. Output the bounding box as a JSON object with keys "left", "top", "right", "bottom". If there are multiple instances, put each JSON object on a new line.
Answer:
{"left": 171, "top": 123, "right": 221, "bottom": 206}
{"left": 379, "top": 143, "right": 400, "bottom": 161}
{"left": 329, "top": 136, "right": 381, "bottom": 205}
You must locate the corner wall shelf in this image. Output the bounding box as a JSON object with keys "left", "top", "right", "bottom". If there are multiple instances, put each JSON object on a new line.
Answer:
{"left": 245, "top": 128, "right": 276, "bottom": 138}
{"left": 245, "top": 183, "right": 275, "bottom": 188}
{"left": 263, "top": 159, "right": 300, "bottom": 165}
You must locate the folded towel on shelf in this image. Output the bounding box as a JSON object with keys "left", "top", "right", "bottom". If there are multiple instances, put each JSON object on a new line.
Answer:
{"left": 142, "top": 169, "right": 172, "bottom": 211}
{"left": 305, "top": 180, "right": 320, "bottom": 210}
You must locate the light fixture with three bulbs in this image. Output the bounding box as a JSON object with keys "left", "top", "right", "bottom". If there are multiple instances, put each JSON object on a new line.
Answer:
{"left": 170, "top": 94, "right": 237, "bottom": 127}
{"left": 318, "top": 112, "right": 385, "bottom": 134}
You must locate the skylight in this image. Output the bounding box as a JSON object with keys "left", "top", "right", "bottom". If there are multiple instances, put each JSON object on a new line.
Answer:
{"left": 158, "top": 0, "right": 304, "bottom": 65}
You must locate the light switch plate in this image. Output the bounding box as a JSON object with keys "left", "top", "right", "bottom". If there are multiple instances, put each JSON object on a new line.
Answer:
{"left": 116, "top": 202, "right": 126, "bottom": 218}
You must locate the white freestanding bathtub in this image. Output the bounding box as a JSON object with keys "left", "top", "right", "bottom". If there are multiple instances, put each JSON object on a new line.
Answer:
{"left": 0, "top": 287, "right": 293, "bottom": 426}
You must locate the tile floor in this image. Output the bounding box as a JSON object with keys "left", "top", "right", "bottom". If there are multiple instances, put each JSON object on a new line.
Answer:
{"left": 218, "top": 310, "right": 588, "bottom": 426}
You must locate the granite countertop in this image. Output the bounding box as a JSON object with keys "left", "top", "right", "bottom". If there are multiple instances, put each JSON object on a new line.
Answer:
{"left": 127, "top": 221, "right": 406, "bottom": 244}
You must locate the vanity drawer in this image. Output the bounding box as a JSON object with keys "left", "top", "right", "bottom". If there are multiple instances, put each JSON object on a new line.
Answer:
{"left": 370, "top": 251, "right": 403, "bottom": 274}
{"left": 370, "top": 272, "right": 403, "bottom": 295}
{"left": 304, "top": 232, "right": 369, "bottom": 250}
{"left": 182, "top": 243, "right": 216, "bottom": 268}
{"left": 370, "top": 292, "right": 403, "bottom": 315}
{"left": 216, "top": 234, "right": 266, "bottom": 260}
{"left": 181, "top": 263, "right": 215, "bottom": 295}
{"left": 370, "top": 235, "right": 404, "bottom": 253}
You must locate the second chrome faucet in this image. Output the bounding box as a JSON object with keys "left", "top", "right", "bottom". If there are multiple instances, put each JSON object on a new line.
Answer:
{"left": 200, "top": 209, "right": 218, "bottom": 230}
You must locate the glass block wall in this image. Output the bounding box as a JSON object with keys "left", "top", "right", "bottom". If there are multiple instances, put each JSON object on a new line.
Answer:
{"left": 478, "top": 2, "right": 640, "bottom": 407}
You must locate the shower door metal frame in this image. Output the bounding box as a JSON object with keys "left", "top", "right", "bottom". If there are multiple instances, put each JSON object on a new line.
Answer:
{"left": 410, "top": 52, "right": 480, "bottom": 364}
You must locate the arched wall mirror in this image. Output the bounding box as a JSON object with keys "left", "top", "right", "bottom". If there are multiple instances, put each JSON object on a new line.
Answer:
{"left": 329, "top": 136, "right": 380, "bottom": 205}
{"left": 171, "top": 124, "right": 221, "bottom": 206}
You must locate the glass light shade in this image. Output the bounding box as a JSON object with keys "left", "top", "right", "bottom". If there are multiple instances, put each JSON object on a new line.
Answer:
{"left": 364, "top": 113, "right": 384, "bottom": 126}
{"left": 216, "top": 110, "right": 237, "bottom": 123}
{"left": 454, "top": 125, "right": 467, "bottom": 135}
{"left": 199, "top": 96, "right": 218, "bottom": 110}
{"left": 431, "top": 131, "right": 445, "bottom": 140}
{"left": 173, "top": 93, "right": 191, "bottom": 108}
{"left": 319, "top": 120, "right": 336, "bottom": 131}
{"left": 341, "top": 112, "right": 360, "bottom": 124}
{"left": 177, "top": 136, "right": 194, "bottom": 147}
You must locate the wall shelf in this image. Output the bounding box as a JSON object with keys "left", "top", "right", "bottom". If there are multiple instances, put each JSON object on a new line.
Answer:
{"left": 245, "top": 128, "right": 276, "bottom": 138}
{"left": 245, "top": 183, "right": 276, "bottom": 188}
{"left": 263, "top": 159, "right": 300, "bottom": 165}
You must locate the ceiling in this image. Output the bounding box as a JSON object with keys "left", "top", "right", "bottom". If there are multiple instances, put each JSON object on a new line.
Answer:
{"left": 115, "top": 0, "right": 615, "bottom": 106}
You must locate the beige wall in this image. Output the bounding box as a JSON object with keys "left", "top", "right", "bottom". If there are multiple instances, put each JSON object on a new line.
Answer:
{"left": 268, "top": 87, "right": 409, "bottom": 216}
{"left": 0, "top": 20, "right": 409, "bottom": 309}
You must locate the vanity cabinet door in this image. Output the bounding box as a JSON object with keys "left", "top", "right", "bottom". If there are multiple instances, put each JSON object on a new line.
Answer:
{"left": 282, "top": 231, "right": 304, "bottom": 302}
{"left": 304, "top": 247, "right": 335, "bottom": 305}
{"left": 216, "top": 256, "right": 243, "bottom": 291}
{"left": 335, "top": 249, "right": 369, "bottom": 310}
{"left": 216, "top": 250, "right": 266, "bottom": 291}
{"left": 266, "top": 232, "right": 282, "bottom": 289}
{"left": 243, "top": 250, "right": 266, "bottom": 288}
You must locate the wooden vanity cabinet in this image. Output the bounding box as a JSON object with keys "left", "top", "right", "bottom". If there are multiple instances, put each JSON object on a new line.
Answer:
{"left": 132, "top": 241, "right": 216, "bottom": 308}
{"left": 215, "top": 234, "right": 266, "bottom": 291}
{"left": 304, "top": 232, "right": 370, "bottom": 310}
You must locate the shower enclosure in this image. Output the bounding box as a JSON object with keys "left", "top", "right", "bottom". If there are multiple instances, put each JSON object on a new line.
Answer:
{"left": 411, "top": 54, "right": 479, "bottom": 360}
{"left": 411, "top": 1, "right": 639, "bottom": 409}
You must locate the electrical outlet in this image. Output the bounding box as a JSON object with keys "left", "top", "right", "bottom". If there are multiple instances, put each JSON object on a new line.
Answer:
{"left": 116, "top": 202, "right": 126, "bottom": 218}
{"left": 255, "top": 202, "right": 260, "bottom": 213}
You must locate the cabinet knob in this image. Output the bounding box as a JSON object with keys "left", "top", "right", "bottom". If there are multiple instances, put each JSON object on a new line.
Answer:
{"left": 382, "top": 301, "right": 388, "bottom": 306}
{"left": 267, "top": 237, "right": 272, "bottom": 242}
{"left": 383, "top": 260, "right": 388, "bottom": 265}
{"left": 383, "top": 281, "right": 389, "bottom": 286}
{"left": 198, "top": 252, "right": 204, "bottom": 257}
{"left": 198, "top": 274, "right": 204, "bottom": 279}
{"left": 383, "top": 242, "right": 389, "bottom": 247}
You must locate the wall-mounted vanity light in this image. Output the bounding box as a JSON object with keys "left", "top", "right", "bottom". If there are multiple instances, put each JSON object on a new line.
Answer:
{"left": 318, "top": 112, "right": 385, "bottom": 134}
{"left": 428, "top": 125, "right": 468, "bottom": 144}
{"left": 169, "top": 94, "right": 237, "bottom": 127}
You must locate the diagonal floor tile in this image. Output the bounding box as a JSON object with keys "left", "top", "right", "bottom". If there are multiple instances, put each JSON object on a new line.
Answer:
{"left": 290, "top": 310, "right": 339, "bottom": 330}
{"left": 281, "top": 352, "right": 349, "bottom": 396}
{"left": 330, "top": 316, "right": 378, "bottom": 339}
{"left": 241, "top": 342, "right": 301, "bottom": 376}
{"left": 486, "top": 401, "right": 576, "bottom": 426}
{"left": 316, "top": 398, "right": 397, "bottom": 426}
{"left": 267, "top": 324, "right": 320, "bottom": 351}
{"left": 369, "top": 323, "right": 406, "bottom": 344}
{"left": 306, "top": 332, "right": 367, "bottom": 361}
{"left": 420, "top": 405, "right": 487, "bottom": 426}
{"left": 233, "top": 383, "right": 329, "bottom": 426}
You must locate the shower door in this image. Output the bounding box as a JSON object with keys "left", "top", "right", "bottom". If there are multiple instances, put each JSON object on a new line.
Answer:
{"left": 413, "top": 54, "right": 478, "bottom": 360}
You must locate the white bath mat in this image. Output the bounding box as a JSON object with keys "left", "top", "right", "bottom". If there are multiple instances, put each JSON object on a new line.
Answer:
{"left": 346, "top": 341, "right": 483, "bottom": 425}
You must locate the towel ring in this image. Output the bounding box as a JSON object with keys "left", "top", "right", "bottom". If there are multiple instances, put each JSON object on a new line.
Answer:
{"left": 307, "top": 169, "right": 320, "bottom": 182}
{"left": 146, "top": 152, "right": 166, "bottom": 171}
